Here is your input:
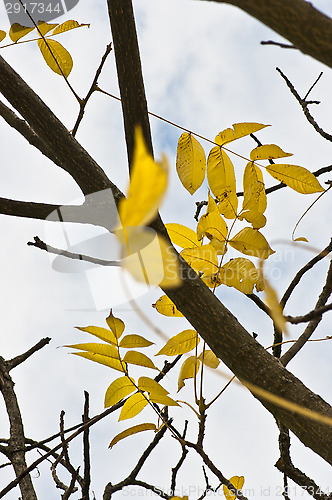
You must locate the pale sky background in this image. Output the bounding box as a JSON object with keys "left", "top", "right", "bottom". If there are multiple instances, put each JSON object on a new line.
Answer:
{"left": 0, "top": 0, "right": 331, "bottom": 499}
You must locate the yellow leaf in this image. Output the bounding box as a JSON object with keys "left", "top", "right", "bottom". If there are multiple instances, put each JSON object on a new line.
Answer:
{"left": 72, "top": 352, "right": 125, "bottom": 373}
{"left": 138, "top": 376, "right": 169, "bottom": 396}
{"left": 104, "top": 376, "right": 136, "bottom": 408}
{"left": 197, "top": 193, "right": 228, "bottom": 253}
{"left": 215, "top": 123, "right": 269, "bottom": 146}
{"left": 294, "top": 236, "right": 308, "bottom": 242}
{"left": 181, "top": 244, "right": 218, "bottom": 274}
{"left": 66, "top": 343, "right": 120, "bottom": 360}
{"left": 9, "top": 23, "right": 34, "bottom": 42}
{"left": 242, "top": 162, "right": 266, "bottom": 214}
{"left": 223, "top": 476, "right": 245, "bottom": 500}
{"left": 229, "top": 228, "right": 275, "bottom": 259}
{"left": 121, "top": 228, "right": 181, "bottom": 288}
{"left": 170, "top": 497, "right": 188, "bottom": 500}
{"left": 52, "top": 20, "right": 87, "bottom": 35}
{"left": 149, "top": 394, "right": 179, "bottom": 406}
{"left": 266, "top": 164, "right": 324, "bottom": 194}
{"left": 37, "top": 38, "right": 73, "bottom": 77}
{"left": 106, "top": 310, "right": 125, "bottom": 339}
{"left": 119, "top": 127, "right": 168, "bottom": 227}
{"left": 250, "top": 144, "right": 293, "bottom": 161}
{"left": 178, "top": 356, "right": 200, "bottom": 391}
{"left": 152, "top": 295, "right": 184, "bottom": 317}
{"left": 264, "top": 278, "right": 287, "bottom": 334}
{"left": 109, "top": 423, "right": 156, "bottom": 449}
{"left": 75, "top": 325, "right": 117, "bottom": 346}
{"left": 176, "top": 132, "right": 206, "bottom": 194}
{"left": 238, "top": 210, "right": 266, "bottom": 229}
{"left": 37, "top": 21, "right": 58, "bottom": 36}
{"left": 215, "top": 258, "right": 260, "bottom": 294}
{"left": 123, "top": 351, "right": 158, "bottom": 370}
{"left": 165, "top": 223, "right": 199, "bottom": 248}
{"left": 156, "top": 330, "right": 199, "bottom": 356}
{"left": 0, "top": 30, "right": 6, "bottom": 43}
{"left": 119, "top": 334, "right": 154, "bottom": 348}
{"left": 198, "top": 350, "right": 220, "bottom": 369}
{"left": 207, "top": 147, "right": 238, "bottom": 218}
{"left": 119, "top": 393, "right": 148, "bottom": 421}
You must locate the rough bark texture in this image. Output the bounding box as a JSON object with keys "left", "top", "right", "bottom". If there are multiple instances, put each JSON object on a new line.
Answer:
{"left": 107, "top": 0, "right": 332, "bottom": 465}
{"left": 205, "top": 0, "right": 332, "bottom": 69}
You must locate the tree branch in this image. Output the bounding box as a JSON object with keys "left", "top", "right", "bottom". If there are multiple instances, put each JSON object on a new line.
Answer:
{"left": 6, "top": 337, "right": 51, "bottom": 371}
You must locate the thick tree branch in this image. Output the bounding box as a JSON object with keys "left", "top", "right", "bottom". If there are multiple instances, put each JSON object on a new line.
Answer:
{"left": 200, "top": 0, "right": 332, "bottom": 69}
{"left": 107, "top": 0, "right": 332, "bottom": 466}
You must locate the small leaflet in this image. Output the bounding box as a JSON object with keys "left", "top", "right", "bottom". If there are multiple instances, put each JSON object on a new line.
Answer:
{"left": 176, "top": 132, "right": 206, "bottom": 194}
{"left": 156, "top": 330, "right": 199, "bottom": 356}
{"left": 119, "top": 393, "right": 148, "bottom": 421}
{"left": 152, "top": 295, "right": 184, "bottom": 317}
{"left": 109, "top": 423, "right": 157, "bottom": 449}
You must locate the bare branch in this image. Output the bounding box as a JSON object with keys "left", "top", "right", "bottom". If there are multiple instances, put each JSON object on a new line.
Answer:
{"left": 6, "top": 337, "right": 51, "bottom": 371}
{"left": 285, "top": 302, "right": 332, "bottom": 324}
{"left": 261, "top": 40, "right": 295, "bottom": 49}
{"left": 82, "top": 391, "right": 91, "bottom": 500}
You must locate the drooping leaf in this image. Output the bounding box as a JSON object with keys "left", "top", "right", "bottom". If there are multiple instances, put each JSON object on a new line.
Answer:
{"left": 238, "top": 210, "right": 267, "bottom": 229}
{"left": 104, "top": 376, "right": 136, "bottom": 408}
{"left": 119, "top": 334, "right": 154, "bottom": 348}
{"left": 109, "top": 423, "right": 156, "bottom": 449}
{"left": 229, "top": 228, "right": 275, "bottom": 259}
{"left": 215, "top": 123, "right": 269, "bottom": 146}
{"left": 37, "top": 38, "right": 73, "bottom": 77}
{"left": 242, "top": 162, "right": 266, "bottom": 214}
{"left": 152, "top": 295, "right": 184, "bottom": 317}
{"left": 165, "top": 223, "right": 199, "bottom": 248}
{"left": 75, "top": 325, "right": 117, "bottom": 346}
{"left": 121, "top": 228, "right": 181, "bottom": 288}
{"left": 37, "top": 21, "right": 58, "bottom": 36}
{"left": 119, "top": 392, "right": 148, "bottom": 421}
{"left": 214, "top": 258, "right": 261, "bottom": 294}
{"left": 123, "top": 351, "right": 158, "bottom": 370}
{"left": 198, "top": 350, "right": 220, "bottom": 369}
{"left": 178, "top": 356, "right": 200, "bottom": 391}
{"left": 0, "top": 31, "right": 6, "bottom": 42}
{"left": 52, "top": 20, "right": 88, "bottom": 35}
{"left": 223, "top": 476, "right": 245, "bottom": 500}
{"left": 181, "top": 244, "right": 218, "bottom": 274}
{"left": 250, "top": 144, "right": 293, "bottom": 161}
{"left": 156, "top": 330, "right": 199, "bottom": 356}
{"left": 72, "top": 352, "right": 125, "bottom": 372}
{"left": 176, "top": 132, "right": 206, "bottom": 194}
{"left": 207, "top": 147, "right": 238, "bottom": 218}
{"left": 119, "top": 127, "right": 168, "bottom": 227}
{"left": 197, "top": 193, "right": 228, "bottom": 253}
{"left": 9, "top": 23, "right": 34, "bottom": 42}
{"left": 265, "top": 164, "right": 324, "bottom": 194}
{"left": 106, "top": 310, "right": 125, "bottom": 339}
{"left": 66, "top": 343, "right": 120, "bottom": 360}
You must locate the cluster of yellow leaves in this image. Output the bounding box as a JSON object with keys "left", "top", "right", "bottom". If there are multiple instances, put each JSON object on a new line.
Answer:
{"left": 0, "top": 20, "right": 88, "bottom": 76}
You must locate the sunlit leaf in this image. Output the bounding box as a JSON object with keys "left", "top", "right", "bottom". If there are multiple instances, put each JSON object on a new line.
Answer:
{"left": 294, "top": 236, "right": 309, "bottom": 242}
{"left": 165, "top": 223, "right": 199, "bottom": 248}
{"left": 121, "top": 228, "right": 181, "bottom": 288}
{"left": 207, "top": 147, "right": 237, "bottom": 218}
{"left": 242, "top": 162, "right": 266, "bottom": 214}
{"left": 9, "top": 23, "right": 34, "bottom": 42}
{"left": 250, "top": 144, "right": 293, "bottom": 161}
{"left": 66, "top": 343, "right": 120, "bottom": 359}
{"left": 37, "top": 38, "right": 73, "bottom": 77}
{"left": 152, "top": 295, "right": 184, "bottom": 317}
{"left": 215, "top": 123, "right": 269, "bottom": 146}
{"left": 238, "top": 210, "right": 266, "bottom": 229}
{"left": 52, "top": 20, "right": 88, "bottom": 35}
{"left": 119, "top": 127, "right": 168, "bottom": 227}
{"left": 0, "top": 31, "right": 6, "bottom": 43}
{"left": 266, "top": 164, "right": 324, "bottom": 194}
{"left": 72, "top": 352, "right": 125, "bottom": 372}
{"left": 138, "top": 376, "right": 169, "bottom": 396}
{"left": 176, "top": 132, "right": 206, "bottom": 194}
{"left": 75, "top": 325, "right": 118, "bottom": 345}
{"left": 119, "top": 393, "right": 148, "bottom": 421}
{"left": 119, "top": 334, "right": 154, "bottom": 348}
{"left": 198, "top": 350, "right": 220, "bottom": 369}
{"left": 123, "top": 351, "right": 158, "bottom": 370}
{"left": 181, "top": 244, "right": 218, "bottom": 274}
{"left": 178, "top": 356, "right": 200, "bottom": 391}
{"left": 197, "top": 193, "right": 228, "bottom": 253}
{"left": 223, "top": 476, "right": 245, "bottom": 500}
{"left": 37, "top": 21, "right": 58, "bottom": 36}
{"left": 104, "top": 376, "right": 136, "bottom": 408}
{"left": 156, "top": 330, "right": 199, "bottom": 356}
{"left": 106, "top": 310, "right": 125, "bottom": 339}
{"left": 229, "top": 228, "right": 275, "bottom": 259}
{"left": 212, "top": 258, "right": 260, "bottom": 294}
{"left": 109, "top": 423, "right": 156, "bottom": 449}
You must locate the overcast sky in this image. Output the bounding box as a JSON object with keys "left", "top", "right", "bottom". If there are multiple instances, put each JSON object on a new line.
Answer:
{"left": 0, "top": 1, "right": 331, "bottom": 499}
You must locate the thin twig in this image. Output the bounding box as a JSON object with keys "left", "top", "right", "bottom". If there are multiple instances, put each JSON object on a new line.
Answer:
{"left": 6, "top": 337, "right": 51, "bottom": 371}
{"left": 82, "top": 391, "right": 91, "bottom": 500}
{"left": 261, "top": 40, "right": 296, "bottom": 49}
{"left": 285, "top": 302, "right": 332, "bottom": 324}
